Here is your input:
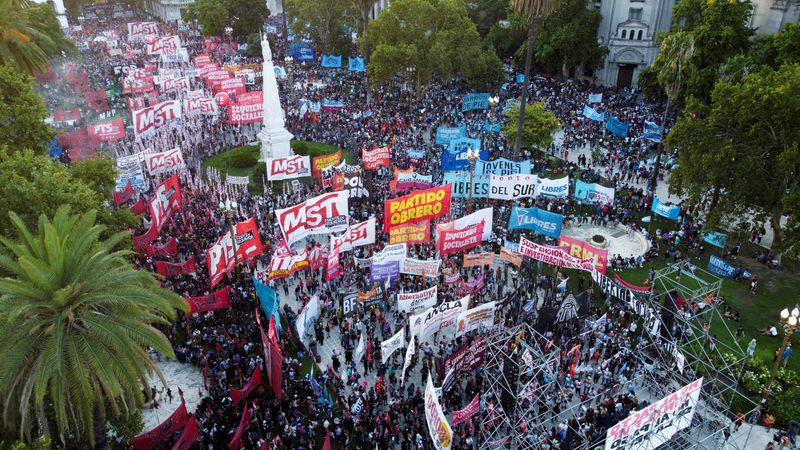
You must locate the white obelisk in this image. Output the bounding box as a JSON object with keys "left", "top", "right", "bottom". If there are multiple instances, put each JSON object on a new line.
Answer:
{"left": 258, "top": 33, "right": 294, "bottom": 161}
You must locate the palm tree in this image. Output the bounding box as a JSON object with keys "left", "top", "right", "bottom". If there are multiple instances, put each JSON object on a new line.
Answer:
{"left": 650, "top": 31, "right": 695, "bottom": 194}
{"left": 512, "top": 0, "right": 560, "bottom": 158}
{"left": 0, "top": 0, "right": 55, "bottom": 74}
{"left": 0, "top": 207, "right": 187, "bottom": 448}
{"left": 353, "top": 0, "right": 376, "bottom": 62}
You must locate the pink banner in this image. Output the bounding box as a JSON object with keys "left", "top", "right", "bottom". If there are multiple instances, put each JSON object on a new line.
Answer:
{"left": 558, "top": 235, "right": 608, "bottom": 274}
{"left": 451, "top": 394, "right": 479, "bottom": 426}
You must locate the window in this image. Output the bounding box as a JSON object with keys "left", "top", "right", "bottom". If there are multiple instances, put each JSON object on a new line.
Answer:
{"left": 621, "top": 29, "right": 628, "bottom": 39}
{"left": 637, "top": 30, "right": 644, "bottom": 40}
{"left": 629, "top": 8, "right": 643, "bottom": 21}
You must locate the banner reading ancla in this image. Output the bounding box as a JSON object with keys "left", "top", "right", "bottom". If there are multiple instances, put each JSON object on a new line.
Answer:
{"left": 425, "top": 374, "right": 453, "bottom": 450}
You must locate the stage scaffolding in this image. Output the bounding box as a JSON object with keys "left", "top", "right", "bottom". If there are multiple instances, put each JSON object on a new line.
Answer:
{"left": 477, "top": 263, "right": 757, "bottom": 450}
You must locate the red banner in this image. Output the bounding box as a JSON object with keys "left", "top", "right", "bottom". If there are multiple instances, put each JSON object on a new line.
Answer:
{"left": 185, "top": 286, "right": 231, "bottom": 314}
{"left": 388, "top": 221, "right": 430, "bottom": 245}
{"left": 228, "top": 101, "right": 263, "bottom": 124}
{"left": 614, "top": 274, "right": 652, "bottom": 293}
{"left": 311, "top": 151, "right": 342, "bottom": 178}
{"left": 230, "top": 365, "right": 262, "bottom": 405}
{"left": 307, "top": 243, "right": 327, "bottom": 270}
{"left": 114, "top": 181, "right": 134, "bottom": 206}
{"left": 451, "top": 394, "right": 480, "bottom": 426}
{"left": 170, "top": 416, "right": 199, "bottom": 450}
{"left": 268, "top": 317, "right": 284, "bottom": 399}
{"left": 519, "top": 237, "right": 595, "bottom": 272}
{"left": 267, "top": 247, "right": 309, "bottom": 281}
{"left": 325, "top": 243, "right": 341, "bottom": 282}
{"left": 384, "top": 184, "right": 452, "bottom": 232}
{"left": 206, "top": 218, "right": 265, "bottom": 287}
{"left": 558, "top": 235, "right": 608, "bottom": 274}
{"left": 228, "top": 405, "right": 250, "bottom": 450}
{"left": 145, "top": 238, "right": 178, "bottom": 257}
{"left": 54, "top": 108, "right": 82, "bottom": 122}
{"left": 439, "top": 222, "right": 483, "bottom": 256}
{"left": 149, "top": 174, "right": 182, "bottom": 232}
{"left": 88, "top": 118, "right": 126, "bottom": 142}
{"left": 130, "top": 198, "right": 147, "bottom": 216}
{"left": 219, "top": 77, "right": 246, "bottom": 96}
{"left": 132, "top": 224, "right": 158, "bottom": 252}
{"left": 130, "top": 401, "right": 189, "bottom": 450}
{"left": 236, "top": 90, "right": 262, "bottom": 105}
{"left": 85, "top": 88, "right": 109, "bottom": 110}
{"left": 184, "top": 97, "right": 217, "bottom": 115}
{"left": 123, "top": 77, "right": 155, "bottom": 95}
{"left": 155, "top": 258, "right": 196, "bottom": 277}
{"left": 362, "top": 146, "right": 391, "bottom": 170}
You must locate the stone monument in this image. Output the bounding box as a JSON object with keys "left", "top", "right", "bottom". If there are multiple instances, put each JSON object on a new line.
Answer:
{"left": 258, "top": 33, "right": 294, "bottom": 161}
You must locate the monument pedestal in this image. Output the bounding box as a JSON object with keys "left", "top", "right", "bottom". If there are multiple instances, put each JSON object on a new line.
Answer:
{"left": 257, "top": 33, "right": 294, "bottom": 161}
{"left": 258, "top": 126, "right": 294, "bottom": 161}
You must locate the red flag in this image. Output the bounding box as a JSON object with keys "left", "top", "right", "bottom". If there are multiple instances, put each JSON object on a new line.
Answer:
{"left": 114, "top": 182, "right": 134, "bottom": 206}
{"left": 130, "top": 198, "right": 147, "bottom": 215}
{"left": 322, "top": 431, "right": 332, "bottom": 450}
{"left": 155, "top": 258, "right": 196, "bottom": 278}
{"left": 150, "top": 174, "right": 182, "bottom": 232}
{"left": 145, "top": 238, "right": 178, "bottom": 257}
{"left": 228, "top": 405, "right": 251, "bottom": 450}
{"left": 170, "top": 415, "right": 199, "bottom": 450}
{"left": 268, "top": 316, "right": 284, "bottom": 400}
{"left": 230, "top": 365, "right": 262, "bottom": 405}
{"left": 185, "top": 286, "right": 231, "bottom": 314}
{"left": 132, "top": 224, "right": 158, "bottom": 252}
{"left": 130, "top": 401, "right": 189, "bottom": 450}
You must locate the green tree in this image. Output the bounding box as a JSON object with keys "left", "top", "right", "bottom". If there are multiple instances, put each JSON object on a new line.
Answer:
{"left": 183, "top": 0, "right": 229, "bottom": 37}
{"left": 463, "top": 45, "right": 504, "bottom": 90}
{"left": 286, "top": 0, "right": 357, "bottom": 56}
{"left": 467, "top": 0, "right": 509, "bottom": 37}
{"left": 0, "top": 206, "right": 187, "bottom": 447}
{"left": 650, "top": 31, "right": 695, "bottom": 193}
{"left": 226, "top": 0, "right": 269, "bottom": 38}
{"left": 533, "top": 0, "right": 606, "bottom": 76}
{"left": 750, "top": 22, "right": 800, "bottom": 68}
{"left": 486, "top": 12, "right": 528, "bottom": 59}
{"left": 0, "top": 67, "right": 54, "bottom": 154}
{"left": 512, "top": 0, "right": 559, "bottom": 157}
{"left": 353, "top": 0, "right": 376, "bottom": 61}
{"left": 0, "top": 149, "right": 136, "bottom": 238}
{"left": 0, "top": 0, "right": 56, "bottom": 74}
{"left": 503, "top": 102, "right": 560, "bottom": 153}
{"left": 27, "top": 3, "right": 74, "bottom": 57}
{"left": 668, "top": 64, "right": 800, "bottom": 251}
{"left": 368, "top": 0, "right": 485, "bottom": 95}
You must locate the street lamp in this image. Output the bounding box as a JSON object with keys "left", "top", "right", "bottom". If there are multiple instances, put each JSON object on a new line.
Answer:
{"left": 484, "top": 95, "right": 501, "bottom": 152}
{"left": 466, "top": 147, "right": 480, "bottom": 213}
{"left": 219, "top": 199, "right": 239, "bottom": 265}
{"left": 284, "top": 56, "right": 294, "bottom": 86}
{"left": 763, "top": 307, "right": 800, "bottom": 401}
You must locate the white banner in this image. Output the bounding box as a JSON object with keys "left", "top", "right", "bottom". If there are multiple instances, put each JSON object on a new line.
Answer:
{"left": 455, "top": 301, "right": 496, "bottom": 337}
{"left": 132, "top": 100, "right": 182, "bottom": 137}
{"left": 401, "top": 335, "right": 416, "bottom": 385}
{"left": 144, "top": 147, "right": 185, "bottom": 175}
{"left": 296, "top": 295, "right": 320, "bottom": 347}
{"left": 127, "top": 22, "right": 157, "bottom": 39}
{"left": 330, "top": 217, "right": 376, "bottom": 252}
{"left": 146, "top": 35, "right": 181, "bottom": 55}
{"left": 226, "top": 175, "right": 249, "bottom": 186}
{"left": 381, "top": 329, "right": 405, "bottom": 363}
{"left": 605, "top": 378, "right": 704, "bottom": 450}
{"left": 373, "top": 243, "right": 407, "bottom": 265}
{"left": 425, "top": 373, "right": 453, "bottom": 450}
{"left": 161, "top": 76, "right": 190, "bottom": 92}
{"left": 398, "top": 286, "right": 438, "bottom": 314}
{"left": 266, "top": 155, "right": 312, "bottom": 180}
{"left": 519, "top": 237, "right": 595, "bottom": 272}
{"left": 184, "top": 97, "right": 217, "bottom": 116}
{"left": 275, "top": 191, "right": 350, "bottom": 244}
{"left": 489, "top": 174, "right": 538, "bottom": 200}
{"left": 536, "top": 176, "right": 569, "bottom": 198}
{"left": 400, "top": 258, "right": 441, "bottom": 278}
{"left": 414, "top": 297, "right": 469, "bottom": 341}
{"left": 452, "top": 207, "right": 493, "bottom": 241}
{"left": 355, "top": 332, "right": 366, "bottom": 363}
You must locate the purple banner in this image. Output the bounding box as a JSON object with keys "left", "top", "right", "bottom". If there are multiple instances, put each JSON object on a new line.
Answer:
{"left": 370, "top": 260, "right": 399, "bottom": 283}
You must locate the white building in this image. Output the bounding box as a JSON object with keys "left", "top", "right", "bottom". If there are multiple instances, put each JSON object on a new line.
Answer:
{"left": 143, "top": 0, "right": 193, "bottom": 21}
{"left": 750, "top": 0, "right": 800, "bottom": 35}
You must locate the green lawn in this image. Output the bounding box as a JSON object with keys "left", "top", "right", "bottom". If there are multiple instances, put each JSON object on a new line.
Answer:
{"left": 201, "top": 140, "right": 352, "bottom": 194}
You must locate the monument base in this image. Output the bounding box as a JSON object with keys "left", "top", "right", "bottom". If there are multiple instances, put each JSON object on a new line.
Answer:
{"left": 258, "top": 127, "right": 294, "bottom": 161}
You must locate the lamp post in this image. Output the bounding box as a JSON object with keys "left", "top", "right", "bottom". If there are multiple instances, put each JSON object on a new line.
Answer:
{"left": 219, "top": 199, "right": 239, "bottom": 265}
{"left": 466, "top": 147, "right": 480, "bottom": 213}
{"left": 484, "top": 95, "right": 500, "bottom": 152}
{"left": 284, "top": 56, "right": 294, "bottom": 87}
{"left": 763, "top": 307, "right": 799, "bottom": 402}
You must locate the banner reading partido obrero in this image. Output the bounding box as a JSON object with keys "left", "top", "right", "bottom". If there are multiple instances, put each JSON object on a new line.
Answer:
{"left": 384, "top": 184, "right": 452, "bottom": 232}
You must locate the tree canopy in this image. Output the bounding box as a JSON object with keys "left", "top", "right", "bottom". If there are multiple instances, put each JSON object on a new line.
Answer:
{"left": 0, "top": 67, "right": 54, "bottom": 155}
{"left": 503, "top": 102, "right": 561, "bottom": 152}
{"left": 183, "top": 0, "right": 229, "bottom": 37}
{"left": 0, "top": 0, "right": 60, "bottom": 74}
{"left": 367, "top": 0, "right": 490, "bottom": 93}
{"left": 286, "top": 0, "right": 358, "bottom": 56}
{"left": 184, "top": 0, "right": 269, "bottom": 38}
{"left": 667, "top": 64, "right": 800, "bottom": 252}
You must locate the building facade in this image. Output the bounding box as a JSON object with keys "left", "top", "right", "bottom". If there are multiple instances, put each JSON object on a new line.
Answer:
{"left": 750, "top": 0, "right": 800, "bottom": 35}
{"left": 143, "top": 0, "right": 194, "bottom": 21}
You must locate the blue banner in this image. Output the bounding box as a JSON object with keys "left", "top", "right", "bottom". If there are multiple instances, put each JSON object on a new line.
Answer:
{"left": 508, "top": 207, "right": 564, "bottom": 238}
{"left": 273, "top": 66, "right": 286, "bottom": 78}
{"left": 440, "top": 137, "right": 486, "bottom": 171}
{"left": 435, "top": 124, "right": 466, "bottom": 145}
{"left": 461, "top": 93, "right": 490, "bottom": 112}
{"left": 515, "top": 73, "right": 525, "bottom": 83}
{"left": 348, "top": 56, "right": 365, "bottom": 71}
{"left": 606, "top": 116, "right": 630, "bottom": 138}
{"left": 253, "top": 276, "right": 282, "bottom": 335}
{"left": 707, "top": 256, "right": 737, "bottom": 278}
{"left": 702, "top": 231, "right": 728, "bottom": 249}
{"left": 638, "top": 121, "right": 663, "bottom": 142}
{"left": 323, "top": 99, "right": 345, "bottom": 109}
{"left": 504, "top": 239, "right": 520, "bottom": 253}
{"left": 406, "top": 149, "right": 426, "bottom": 159}
{"left": 371, "top": 260, "right": 399, "bottom": 283}
{"left": 484, "top": 120, "right": 502, "bottom": 133}
{"left": 588, "top": 93, "right": 603, "bottom": 104}
{"left": 47, "top": 137, "right": 62, "bottom": 158}
{"left": 574, "top": 179, "right": 615, "bottom": 204}
{"left": 652, "top": 197, "right": 681, "bottom": 220}
{"left": 582, "top": 105, "right": 605, "bottom": 122}
{"left": 321, "top": 55, "right": 342, "bottom": 68}
{"left": 475, "top": 158, "right": 531, "bottom": 175}
{"left": 289, "top": 43, "right": 314, "bottom": 61}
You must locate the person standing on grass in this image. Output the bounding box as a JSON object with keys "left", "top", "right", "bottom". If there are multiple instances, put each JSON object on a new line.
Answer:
{"left": 783, "top": 343, "right": 793, "bottom": 369}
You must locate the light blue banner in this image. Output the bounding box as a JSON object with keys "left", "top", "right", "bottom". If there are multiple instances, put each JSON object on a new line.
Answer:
{"left": 321, "top": 55, "right": 342, "bottom": 68}
{"left": 461, "top": 93, "right": 490, "bottom": 112}
{"left": 435, "top": 124, "right": 466, "bottom": 145}
{"left": 588, "top": 93, "right": 603, "bottom": 104}
{"left": 484, "top": 120, "right": 502, "bottom": 133}
{"left": 407, "top": 149, "right": 425, "bottom": 159}
{"left": 444, "top": 171, "right": 489, "bottom": 198}
{"left": 474, "top": 158, "right": 531, "bottom": 176}
{"left": 504, "top": 239, "right": 520, "bottom": 252}
{"left": 606, "top": 116, "right": 630, "bottom": 138}
{"left": 253, "top": 276, "right": 282, "bottom": 335}
{"left": 322, "top": 99, "right": 345, "bottom": 109}
{"left": 515, "top": 73, "right": 525, "bottom": 83}
{"left": 508, "top": 207, "right": 564, "bottom": 238}
{"left": 652, "top": 197, "right": 681, "bottom": 220}
{"left": 440, "top": 137, "right": 485, "bottom": 171}
{"left": 348, "top": 56, "right": 365, "bottom": 71}
{"left": 702, "top": 231, "right": 728, "bottom": 249}
{"left": 582, "top": 105, "right": 605, "bottom": 122}
{"left": 638, "top": 121, "right": 663, "bottom": 142}
{"left": 707, "top": 255, "right": 737, "bottom": 278}
{"left": 574, "top": 179, "right": 615, "bottom": 204}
